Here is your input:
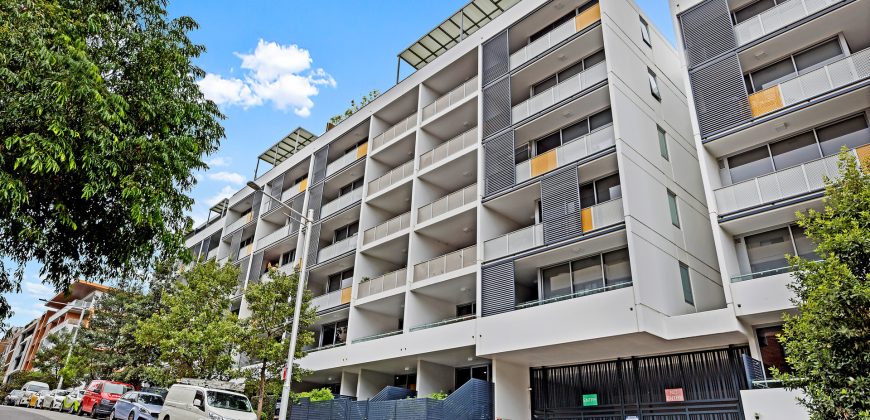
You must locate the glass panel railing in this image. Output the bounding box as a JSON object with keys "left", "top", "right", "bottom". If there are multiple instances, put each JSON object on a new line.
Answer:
{"left": 409, "top": 314, "right": 475, "bottom": 332}
{"left": 419, "top": 128, "right": 477, "bottom": 170}
{"left": 414, "top": 245, "right": 477, "bottom": 282}
{"left": 363, "top": 212, "right": 411, "bottom": 245}
{"left": 714, "top": 148, "right": 863, "bottom": 214}
{"left": 417, "top": 184, "right": 477, "bottom": 223}
{"left": 372, "top": 113, "right": 418, "bottom": 152}
{"left": 516, "top": 124, "right": 614, "bottom": 183}
{"left": 512, "top": 60, "right": 607, "bottom": 123}
{"left": 321, "top": 187, "right": 363, "bottom": 219}
{"left": 734, "top": 0, "right": 843, "bottom": 46}
{"left": 256, "top": 225, "right": 291, "bottom": 250}
{"left": 351, "top": 330, "right": 402, "bottom": 344}
{"left": 310, "top": 287, "right": 352, "bottom": 310}
{"left": 357, "top": 268, "right": 407, "bottom": 299}
{"left": 516, "top": 281, "right": 632, "bottom": 309}
{"left": 483, "top": 223, "right": 544, "bottom": 261}
{"left": 317, "top": 235, "right": 357, "bottom": 263}
{"left": 422, "top": 76, "right": 479, "bottom": 120}
{"left": 509, "top": 4, "right": 601, "bottom": 69}
{"left": 731, "top": 266, "right": 793, "bottom": 283}
{"left": 306, "top": 342, "right": 346, "bottom": 353}
{"left": 368, "top": 160, "right": 414, "bottom": 196}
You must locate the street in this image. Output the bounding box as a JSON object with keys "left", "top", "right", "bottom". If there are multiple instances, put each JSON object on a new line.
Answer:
{"left": 0, "top": 406, "right": 88, "bottom": 420}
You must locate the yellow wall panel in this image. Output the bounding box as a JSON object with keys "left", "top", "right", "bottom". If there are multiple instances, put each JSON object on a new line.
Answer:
{"left": 530, "top": 150, "right": 558, "bottom": 177}
{"left": 575, "top": 4, "right": 601, "bottom": 32}
{"left": 356, "top": 142, "right": 369, "bottom": 159}
{"left": 581, "top": 207, "right": 593, "bottom": 232}
{"left": 748, "top": 86, "right": 783, "bottom": 117}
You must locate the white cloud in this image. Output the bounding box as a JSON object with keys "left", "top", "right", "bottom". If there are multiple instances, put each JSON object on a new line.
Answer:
{"left": 207, "top": 171, "right": 246, "bottom": 185}
{"left": 205, "top": 185, "right": 237, "bottom": 207}
{"left": 205, "top": 156, "right": 232, "bottom": 167}
{"left": 197, "top": 39, "right": 335, "bottom": 117}
{"left": 22, "top": 280, "right": 54, "bottom": 298}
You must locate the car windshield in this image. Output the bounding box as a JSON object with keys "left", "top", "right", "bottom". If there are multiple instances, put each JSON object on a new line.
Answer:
{"left": 25, "top": 384, "right": 48, "bottom": 391}
{"left": 138, "top": 394, "right": 164, "bottom": 405}
{"left": 11, "top": 390, "right": 23, "bottom": 395}
{"left": 206, "top": 391, "right": 252, "bottom": 412}
{"left": 103, "top": 384, "right": 132, "bottom": 395}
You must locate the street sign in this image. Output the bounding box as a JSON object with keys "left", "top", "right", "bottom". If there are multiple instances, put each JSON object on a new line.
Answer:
{"left": 665, "top": 388, "right": 685, "bottom": 402}
{"left": 582, "top": 394, "right": 598, "bottom": 406}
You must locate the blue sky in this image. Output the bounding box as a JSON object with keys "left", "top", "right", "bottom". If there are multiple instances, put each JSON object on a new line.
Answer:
{"left": 3, "top": 0, "right": 675, "bottom": 328}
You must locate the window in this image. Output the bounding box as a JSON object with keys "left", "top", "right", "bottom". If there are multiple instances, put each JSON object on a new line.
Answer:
{"left": 727, "top": 146, "right": 774, "bottom": 183}
{"left": 239, "top": 236, "right": 254, "bottom": 249}
{"left": 571, "top": 255, "right": 604, "bottom": 292}
{"left": 523, "top": 108, "right": 613, "bottom": 159}
{"left": 667, "top": 190, "right": 680, "bottom": 228}
{"left": 639, "top": 17, "right": 651, "bottom": 46}
{"left": 280, "top": 249, "right": 296, "bottom": 266}
{"left": 515, "top": 144, "right": 530, "bottom": 164}
{"left": 530, "top": 49, "right": 606, "bottom": 97}
{"left": 333, "top": 221, "right": 359, "bottom": 243}
{"left": 535, "top": 132, "right": 562, "bottom": 155}
{"left": 742, "top": 224, "right": 818, "bottom": 273}
{"left": 579, "top": 173, "right": 621, "bottom": 208}
{"left": 542, "top": 264, "right": 572, "bottom": 299}
{"left": 455, "top": 366, "right": 489, "bottom": 390}
{"left": 327, "top": 268, "right": 353, "bottom": 292}
{"left": 320, "top": 319, "right": 348, "bottom": 346}
{"left": 679, "top": 263, "right": 694, "bottom": 305}
{"left": 344, "top": 139, "right": 368, "bottom": 154}
{"left": 456, "top": 302, "right": 476, "bottom": 316}
{"left": 657, "top": 126, "right": 669, "bottom": 160}
{"left": 603, "top": 248, "right": 632, "bottom": 286}
{"left": 770, "top": 132, "right": 820, "bottom": 169}
{"left": 745, "top": 38, "right": 844, "bottom": 93}
{"left": 527, "top": 2, "right": 597, "bottom": 43}
{"left": 817, "top": 114, "right": 870, "bottom": 155}
{"left": 732, "top": 0, "right": 778, "bottom": 24}
{"left": 393, "top": 373, "right": 417, "bottom": 390}
{"left": 339, "top": 178, "right": 364, "bottom": 196}
{"left": 537, "top": 248, "right": 631, "bottom": 300}
{"left": 648, "top": 69, "right": 661, "bottom": 100}
{"left": 756, "top": 325, "right": 792, "bottom": 374}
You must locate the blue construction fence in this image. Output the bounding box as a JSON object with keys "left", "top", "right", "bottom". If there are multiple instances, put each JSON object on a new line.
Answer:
{"left": 289, "top": 378, "right": 492, "bottom": 420}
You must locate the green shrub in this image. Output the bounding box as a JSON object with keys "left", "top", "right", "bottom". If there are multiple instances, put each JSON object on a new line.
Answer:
{"left": 297, "top": 387, "right": 334, "bottom": 402}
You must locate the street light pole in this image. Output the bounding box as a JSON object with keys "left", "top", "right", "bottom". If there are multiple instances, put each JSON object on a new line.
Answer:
{"left": 246, "top": 181, "right": 313, "bottom": 420}
{"left": 39, "top": 298, "right": 93, "bottom": 390}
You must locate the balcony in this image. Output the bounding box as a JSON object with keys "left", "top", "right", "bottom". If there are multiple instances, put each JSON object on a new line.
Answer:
{"left": 206, "top": 248, "right": 218, "bottom": 260}
{"left": 510, "top": 4, "right": 601, "bottom": 70}
{"left": 317, "top": 236, "right": 357, "bottom": 264}
{"left": 417, "top": 184, "right": 477, "bottom": 224}
{"left": 419, "top": 128, "right": 477, "bottom": 171}
{"left": 363, "top": 212, "right": 411, "bottom": 245}
{"left": 512, "top": 61, "right": 608, "bottom": 123}
{"left": 224, "top": 212, "right": 253, "bottom": 234}
{"left": 357, "top": 268, "right": 407, "bottom": 300}
{"left": 310, "top": 288, "right": 352, "bottom": 311}
{"left": 367, "top": 160, "right": 414, "bottom": 196}
{"left": 734, "top": 0, "right": 844, "bottom": 46}
{"left": 326, "top": 143, "right": 368, "bottom": 178}
{"left": 731, "top": 266, "right": 794, "bottom": 283}
{"left": 281, "top": 179, "right": 308, "bottom": 202}
{"left": 422, "top": 76, "right": 479, "bottom": 121}
{"left": 409, "top": 314, "right": 475, "bottom": 332}
{"left": 483, "top": 198, "right": 624, "bottom": 260}
{"left": 713, "top": 146, "right": 867, "bottom": 215}
{"left": 372, "top": 113, "right": 417, "bottom": 152}
{"left": 413, "top": 245, "right": 477, "bottom": 282}
{"left": 748, "top": 47, "right": 870, "bottom": 117}
{"left": 306, "top": 342, "right": 346, "bottom": 353}
{"left": 351, "top": 329, "right": 402, "bottom": 344}
{"left": 516, "top": 281, "right": 632, "bottom": 309}
{"left": 516, "top": 124, "right": 614, "bottom": 183}
{"left": 321, "top": 188, "right": 363, "bottom": 219}
{"left": 256, "top": 225, "right": 293, "bottom": 251}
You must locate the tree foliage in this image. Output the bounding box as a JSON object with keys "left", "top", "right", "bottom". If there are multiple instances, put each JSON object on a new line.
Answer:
{"left": 328, "top": 90, "right": 380, "bottom": 125}
{"left": 135, "top": 260, "right": 242, "bottom": 381}
{"left": 31, "top": 330, "right": 75, "bottom": 387}
{"left": 775, "top": 151, "right": 870, "bottom": 419}
{"left": 0, "top": 0, "right": 225, "bottom": 324}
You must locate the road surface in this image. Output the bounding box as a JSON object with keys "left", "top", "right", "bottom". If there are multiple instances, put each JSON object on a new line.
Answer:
{"left": 0, "top": 406, "right": 89, "bottom": 420}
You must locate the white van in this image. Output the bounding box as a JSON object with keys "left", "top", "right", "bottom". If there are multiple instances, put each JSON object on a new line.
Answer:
{"left": 159, "top": 380, "right": 256, "bottom": 420}
{"left": 19, "top": 381, "right": 50, "bottom": 406}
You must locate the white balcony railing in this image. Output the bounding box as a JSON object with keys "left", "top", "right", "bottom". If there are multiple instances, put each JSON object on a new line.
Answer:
{"left": 414, "top": 245, "right": 477, "bottom": 282}
{"left": 367, "top": 160, "right": 414, "bottom": 196}
{"left": 363, "top": 212, "right": 411, "bottom": 245}
{"left": 512, "top": 61, "right": 607, "bottom": 123}
{"left": 516, "top": 124, "right": 615, "bottom": 183}
{"left": 357, "top": 268, "right": 408, "bottom": 299}
{"left": 321, "top": 187, "right": 363, "bottom": 219}
{"left": 256, "top": 225, "right": 291, "bottom": 250}
{"left": 714, "top": 148, "right": 864, "bottom": 214}
{"left": 310, "top": 288, "right": 351, "bottom": 310}
{"left": 206, "top": 248, "right": 218, "bottom": 260}
{"left": 372, "top": 113, "right": 417, "bottom": 152}
{"left": 510, "top": 19, "right": 576, "bottom": 69}
{"left": 326, "top": 147, "right": 365, "bottom": 178}
{"left": 483, "top": 198, "right": 624, "bottom": 260}
{"left": 734, "top": 0, "right": 843, "bottom": 46}
{"left": 317, "top": 235, "right": 357, "bottom": 263}
{"left": 417, "top": 184, "right": 477, "bottom": 223}
{"left": 419, "top": 128, "right": 477, "bottom": 171}
{"left": 779, "top": 48, "right": 870, "bottom": 107}
{"left": 281, "top": 180, "right": 307, "bottom": 202}
{"left": 224, "top": 213, "right": 253, "bottom": 234}
{"left": 422, "top": 76, "right": 479, "bottom": 120}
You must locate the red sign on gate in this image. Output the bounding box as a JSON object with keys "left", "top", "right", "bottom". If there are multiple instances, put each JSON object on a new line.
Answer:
{"left": 665, "top": 388, "right": 685, "bottom": 402}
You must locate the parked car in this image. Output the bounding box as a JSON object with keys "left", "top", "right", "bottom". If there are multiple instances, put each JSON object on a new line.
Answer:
{"left": 111, "top": 391, "right": 164, "bottom": 420}
{"left": 62, "top": 389, "right": 86, "bottom": 414}
{"left": 41, "top": 389, "right": 69, "bottom": 410}
{"left": 140, "top": 387, "right": 168, "bottom": 399}
{"left": 34, "top": 389, "right": 53, "bottom": 408}
{"left": 19, "top": 381, "right": 50, "bottom": 406}
{"left": 3, "top": 389, "right": 24, "bottom": 405}
{"left": 160, "top": 381, "right": 256, "bottom": 420}
{"left": 81, "top": 379, "right": 134, "bottom": 417}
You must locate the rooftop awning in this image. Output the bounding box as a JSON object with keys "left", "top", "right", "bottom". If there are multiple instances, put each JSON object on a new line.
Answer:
{"left": 399, "top": 0, "right": 521, "bottom": 70}
{"left": 257, "top": 127, "right": 318, "bottom": 167}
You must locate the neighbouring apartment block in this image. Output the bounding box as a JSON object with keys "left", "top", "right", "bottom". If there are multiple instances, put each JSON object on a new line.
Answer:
{"left": 182, "top": 0, "right": 863, "bottom": 417}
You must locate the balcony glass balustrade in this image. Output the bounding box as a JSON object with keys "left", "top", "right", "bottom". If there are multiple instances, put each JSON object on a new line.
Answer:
{"left": 409, "top": 314, "right": 475, "bottom": 332}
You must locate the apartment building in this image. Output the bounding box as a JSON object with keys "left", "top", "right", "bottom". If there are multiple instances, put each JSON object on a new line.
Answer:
{"left": 182, "top": 0, "right": 829, "bottom": 417}
{"left": 669, "top": 0, "right": 869, "bottom": 417}
{"left": 1, "top": 280, "right": 108, "bottom": 384}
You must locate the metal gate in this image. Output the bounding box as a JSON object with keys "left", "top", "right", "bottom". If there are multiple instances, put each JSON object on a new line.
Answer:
{"left": 530, "top": 347, "right": 749, "bottom": 420}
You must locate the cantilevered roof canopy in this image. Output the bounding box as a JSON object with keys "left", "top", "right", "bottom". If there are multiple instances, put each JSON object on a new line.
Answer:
{"left": 399, "top": 0, "right": 521, "bottom": 70}
{"left": 257, "top": 127, "right": 317, "bottom": 167}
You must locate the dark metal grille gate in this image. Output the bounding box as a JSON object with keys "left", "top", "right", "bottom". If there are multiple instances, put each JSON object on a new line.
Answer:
{"left": 530, "top": 346, "right": 749, "bottom": 420}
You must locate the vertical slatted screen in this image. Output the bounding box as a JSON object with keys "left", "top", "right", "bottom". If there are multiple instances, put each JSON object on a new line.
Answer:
{"left": 229, "top": 230, "right": 242, "bottom": 261}
{"left": 308, "top": 183, "right": 324, "bottom": 221}
{"left": 689, "top": 54, "right": 752, "bottom": 137}
{"left": 200, "top": 236, "right": 211, "bottom": 260}
{"left": 236, "top": 257, "right": 248, "bottom": 290}
{"left": 250, "top": 191, "right": 263, "bottom": 219}
{"left": 481, "top": 261, "right": 515, "bottom": 316}
{"left": 483, "top": 131, "right": 516, "bottom": 196}
{"left": 307, "top": 223, "right": 322, "bottom": 265}
{"left": 482, "top": 30, "right": 509, "bottom": 86}
{"left": 311, "top": 146, "right": 329, "bottom": 185}
{"left": 482, "top": 77, "right": 512, "bottom": 139}
{"left": 540, "top": 167, "right": 581, "bottom": 244}
{"left": 268, "top": 173, "right": 285, "bottom": 211}
{"left": 679, "top": 0, "right": 737, "bottom": 68}
{"left": 289, "top": 194, "right": 305, "bottom": 235}
{"left": 248, "top": 251, "right": 264, "bottom": 282}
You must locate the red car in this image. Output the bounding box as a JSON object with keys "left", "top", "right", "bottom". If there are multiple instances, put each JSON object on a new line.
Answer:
{"left": 80, "top": 380, "right": 134, "bottom": 418}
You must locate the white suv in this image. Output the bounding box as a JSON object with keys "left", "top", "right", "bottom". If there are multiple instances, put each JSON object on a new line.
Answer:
{"left": 159, "top": 380, "right": 255, "bottom": 420}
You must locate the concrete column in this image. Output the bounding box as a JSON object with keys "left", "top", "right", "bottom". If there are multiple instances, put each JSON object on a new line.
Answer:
{"left": 356, "top": 369, "right": 392, "bottom": 399}
{"left": 340, "top": 371, "right": 359, "bottom": 397}
{"left": 493, "top": 358, "right": 530, "bottom": 420}
{"left": 416, "top": 360, "right": 454, "bottom": 396}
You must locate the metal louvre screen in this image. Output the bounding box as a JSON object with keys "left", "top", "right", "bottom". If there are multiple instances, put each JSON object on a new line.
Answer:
{"left": 248, "top": 251, "right": 264, "bottom": 282}
{"left": 289, "top": 194, "right": 305, "bottom": 234}
{"left": 236, "top": 257, "right": 248, "bottom": 288}
{"left": 679, "top": 0, "right": 737, "bottom": 68}
{"left": 308, "top": 183, "right": 324, "bottom": 221}
{"left": 482, "top": 30, "right": 509, "bottom": 86}
{"left": 530, "top": 346, "right": 749, "bottom": 418}
{"left": 268, "top": 173, "right": 284, "bottom": 211}
{"left": 482, "top": 76, "right": 511, "bottom": 139}
{"left": 311, "top": 146, "right": 329, "bottom": 185}
{"left": 483, "top": 131, "right": 516, "bottom": 196}
{"left": 229, "top": 230, "right": 242, "bottom": 261}
{"left": 481, "top": 261, "right": 515, "bottom": 316}
{"left": 199, "top": 236, "right": 211, "bottom": 260}
{"left": 690, "top": 54, "right": 752, "bottom": 138}
{"left": 251, "top": 191, "right": 263, "bottom": 219}
{"left": 540, "top": 167, "right": 581, "bottom": 244}
{"left": 307, "top": 222, "right": 322, "bottom": 265}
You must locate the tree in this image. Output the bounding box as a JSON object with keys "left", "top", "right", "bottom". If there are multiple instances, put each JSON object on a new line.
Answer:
{"left": 31, "top": 331, "right": 76, "bottom": 387}
{"left": 0, "top": 0, "right": 225, "bottom": 324}
{"left": 328, "top": 90, "right": 381, "bottom": 126}
{"left": 135, "top": 260, "right": 242, "bottom": 381}
{"left": 774, "top": 150, "right": 870, "bottom": 419}
{"left": 0, "top": 370, "right": 55, "bottom": 401}
{"left": 240, "top": 268, "right": 315, "bottom": 419}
